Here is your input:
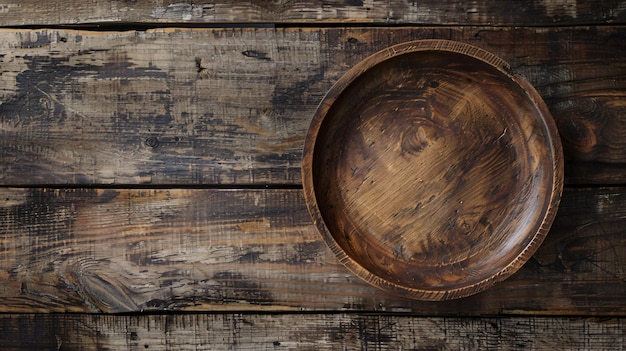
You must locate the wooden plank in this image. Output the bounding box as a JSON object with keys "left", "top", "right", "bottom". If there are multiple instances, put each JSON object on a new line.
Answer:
{"left": 0, "top": 186, "right": 625, "bottom": 314}
{"left": 0, "top": 0, "right": 625, "bottom": 26}
{"left": 0, "top": 27, "right": 624, "bottom": 185}
{"left": 0, "top": 313, "right": 625, "bottom": 350}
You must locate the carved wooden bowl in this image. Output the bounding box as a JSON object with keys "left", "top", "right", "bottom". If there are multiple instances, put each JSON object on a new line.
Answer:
{"left": 302, "top": 40, "right": 564, "bottom": 301}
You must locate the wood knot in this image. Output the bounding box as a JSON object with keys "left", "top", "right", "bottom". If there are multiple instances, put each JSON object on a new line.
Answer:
{"left": 145, "top": 136, "right": 159, "bottom": 148}
{"left": 557, "top": 115, "right": 597, "bottom": 158}
{"left": 401, "top": 125, "right": 430, "bottom": 154}
{"left": 400, "top": 121, "right": 446, "bottom": 156}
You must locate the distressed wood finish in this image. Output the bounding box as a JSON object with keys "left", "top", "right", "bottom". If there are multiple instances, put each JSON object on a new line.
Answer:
{"left": 0, "top": 1, "right": 624, "bottom": 349}
{"left": 0, "top": 0, "right": 625, "bottom": 26}
{"left": 303, "top": 39, "right": 563, "bottom": 300}
{"left": 0, "top": 187, "right": 624, "bottom": 314}
{"left": 1, "top": 313, "right": 625, "bottom": 351}
{"left": 0, "top": 27, "right": 625, "bottom": 185}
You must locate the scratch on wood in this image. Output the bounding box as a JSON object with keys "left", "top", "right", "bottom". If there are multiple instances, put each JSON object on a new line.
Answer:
{"left": 242, "top": 50, "right": 271, "bottom": 61}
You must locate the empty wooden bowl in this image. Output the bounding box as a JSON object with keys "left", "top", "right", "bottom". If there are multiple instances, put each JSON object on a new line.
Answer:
{"left": 302, "top": 40, "right": 564, "bottom": 301}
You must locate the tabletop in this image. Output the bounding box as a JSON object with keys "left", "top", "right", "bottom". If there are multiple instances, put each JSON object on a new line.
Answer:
{"left": 0, "top": 1, "right": 625, "bottom": 349}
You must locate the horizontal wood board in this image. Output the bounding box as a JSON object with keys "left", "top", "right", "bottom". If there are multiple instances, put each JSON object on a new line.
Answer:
{"left": 0, "top": 186, "right": 624, "bottom": 314}
{"left": 1, "top": 313, "right": 625, "bottom": 351}
{"left": 0, "top": 0, "right": 625, "bottom": 26}
{"left": 0, "top": 27, "right": 625, "bottom": 185}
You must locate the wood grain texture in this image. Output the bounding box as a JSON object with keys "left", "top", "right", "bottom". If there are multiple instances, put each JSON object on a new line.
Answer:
{"left": 1, "top": 313, "right": 625, "bottom": 351}
{"left": 0, "top": 1, "right": 623, "bottom": 347}
{"left": 0, "top": 0, "right": 625, "bottom": 26}
{"left": 0, "top": 186, "right": 624, "bottom": 314}
{"left": 0, "top": 27, "right": 624, "bottom": 185}
{"left": 303, "top": 39, "right": 563, "bottom": 300}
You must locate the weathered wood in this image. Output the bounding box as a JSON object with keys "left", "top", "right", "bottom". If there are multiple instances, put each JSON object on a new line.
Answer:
{"left": 1, "top": 313, "right": 625, "bottom": 351}
{"left": 0, "top": 186, "right": 624, "bottom": 314}
{"left": 302, "top": 39, "right": 563, "bottom": 301}
{"left": 0, "top": 0, "right": 625, "bottom": 26}
{"left": 0, "top": 2, "right": 622, "bottom": 349}
{"left": 0, "top": 27, "right": 624, "bottom": 185}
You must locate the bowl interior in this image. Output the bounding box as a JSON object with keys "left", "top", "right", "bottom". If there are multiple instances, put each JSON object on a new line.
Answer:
{"left": 308, "top": 47, "right": 560, "bottom": 298}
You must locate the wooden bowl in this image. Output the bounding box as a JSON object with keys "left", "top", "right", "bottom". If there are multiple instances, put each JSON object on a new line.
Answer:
{"left": 302, "top": 40, "right": 564, "bottom": 301}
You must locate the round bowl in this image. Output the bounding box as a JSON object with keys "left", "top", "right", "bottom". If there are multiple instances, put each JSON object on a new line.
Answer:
{"left": 302, "top": 40, "right": 564, "bottom": 301}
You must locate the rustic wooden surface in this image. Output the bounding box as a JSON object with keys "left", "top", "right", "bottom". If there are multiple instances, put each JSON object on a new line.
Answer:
{"left": 0, "top": 0, "right": 625, "bottom": 26}
{"left": 1, "top": 1, "right": 626, "bottom": 349}
{"left": 0, "top": 186, "right": 624, "bottom": 315}
{"left": 1, "top": 313, "right": 625, "bottom": 351}
{"left": 0, "top": 27, "right": 624, "bottom": 185}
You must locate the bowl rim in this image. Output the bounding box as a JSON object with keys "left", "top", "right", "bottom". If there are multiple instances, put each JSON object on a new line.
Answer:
{"left": 302, "top": 39, "right": 564, "bottom": 301}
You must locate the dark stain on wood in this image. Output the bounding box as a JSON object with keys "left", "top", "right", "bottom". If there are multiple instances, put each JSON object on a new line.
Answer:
{"left": 271, "top": 70, "right": 326, "bottom": 112}
{"left": 242, "top": 50, "right": 271, "bottom": 61}
{"left": 211, "top": 271, "right": 274, "bottom": 305}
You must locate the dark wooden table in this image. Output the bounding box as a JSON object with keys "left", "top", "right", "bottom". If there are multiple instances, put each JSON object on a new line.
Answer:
{"left": 0, "top": 1, "right": 625, "bottom": 349}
